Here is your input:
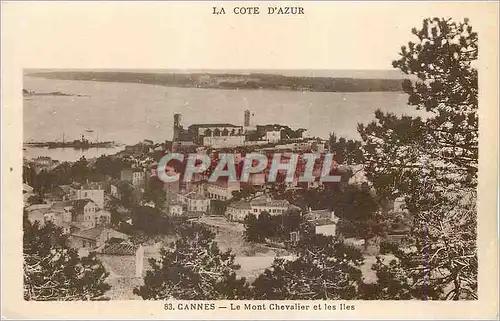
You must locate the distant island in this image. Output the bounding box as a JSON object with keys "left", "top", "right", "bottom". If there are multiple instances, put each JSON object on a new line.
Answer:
{"left": 27, "top": 71, "right": 406, "bottom": 92}
{"left": 22, "top": 89, "right": 89, "bottom": 97}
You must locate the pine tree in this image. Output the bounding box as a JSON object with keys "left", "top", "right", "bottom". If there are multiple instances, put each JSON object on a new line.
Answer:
{"left": 358, "top": 18, "right": 478, "bottom": 300}
{"left": 334, "top": 183, "right": 388, "bottom": 249}
{"left": 134, "top": 223, "right": 250, "bottom": 300}
{"left": 23, "top": 219, "right": 111, "bottom": 301}
{"left": 252, "top": 234, "right": 363, "bottom": 299}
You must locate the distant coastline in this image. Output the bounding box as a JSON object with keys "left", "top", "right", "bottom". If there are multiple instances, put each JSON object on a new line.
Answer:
{"left": 23, "top": 89, "right": 90, "bottom": 97}
{"left": 26, "top": 71, "right": 406, "bottom": 93}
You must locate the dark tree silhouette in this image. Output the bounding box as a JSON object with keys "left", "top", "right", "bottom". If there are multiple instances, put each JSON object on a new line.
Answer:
{"left": 134, "top": 223, "right": 250, "bottom": 300}
{"left": 23, "top": 219, "right": 110, "bottom": 301}
{"left": 252, "top": 234, "right": 363, "bottom": 299}
{"left": 358, "top": 18, "right": 478, "bottom": 300}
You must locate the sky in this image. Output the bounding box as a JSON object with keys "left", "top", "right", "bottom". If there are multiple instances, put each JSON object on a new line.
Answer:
{"left": 4, "top": 2, "right": 496, "bottom": 71}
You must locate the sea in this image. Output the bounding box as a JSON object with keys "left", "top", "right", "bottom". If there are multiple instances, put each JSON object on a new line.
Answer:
{"left": 23, "top": 71, "right": 425, "bottom": 163}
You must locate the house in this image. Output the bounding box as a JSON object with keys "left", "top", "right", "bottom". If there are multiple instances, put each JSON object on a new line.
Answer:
{"left": 59, "top": 222, "right": 72, "bottom": 235}
{"left": 177, "top": 191, "right": 210, "bottom": 213}
{"left": 96, "top": 242, "right": 145, "bottom": 277}
{"left": 110, "top": 184, "right": 121, "bottom": 199}
{"left": 72, "top": 199, "right": 100, "bottom": 229}
{"left": 290, "top": 231, "right": 301, "bottom": 243}
{"left": 304, "top": 208, "right": 340, "bottom": 237}
{"left": 26, "top": 208, "right": 53, "bottom": 225}
{"left": 50, "top": 200, "right": 74, "bottom": 223}
{"left": 308, "top": 218, "right": 338, "bottom": 237}
{"left": 120, "top": 168, "right": 133, "bottom": 182}
{"left": 225, "top": 201, "right": 252, "bottom": 222}
{"left": 304, "top": 208, "right": 338, "bottom": 221}
{"left": 68, "top": 182, "right": 105, "bottom": 208}
{"left": 26, "top": 201, "right": 73, "bottom": 231}
{"left": 132, "top": 169, "right": 145, "bottom": 186}
{"left": 69, "top": 226, "right": 128, "bottom": 250}
{"left": 121, "top": 168, "right": 145, "bottom": 186}
{"left": 225, "top": 196, "right": 292, "bottom": 222}
{"left": 265, "top": 130, "right": 281, "bottom": 143}
{"left": 249, "top": 196, "right": 290, "bottom": 217}
{"left": 206, "top": 180, "right": 240, "bottom": 201}
{"left": 95, "top": 210, "right": 111, "bottom": 226}
{"left": 167, "top": 200, "right": 183, "bottom": 217}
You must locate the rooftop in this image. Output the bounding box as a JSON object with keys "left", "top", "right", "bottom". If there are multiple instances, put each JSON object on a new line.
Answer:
{"left": 50, "top": 200, "right": 73, "bottom": 211}
{"left": 188, "top": 123, "right": 241, "bottom": 129}
{"left": 228, "top": 201, "right": 251, "bottom": 210}
{"left": 184, "top": 191, "right": 208, "bottom": 200}
{"left": 308, "top": 218, "right": 337, "bottom": 226}
{"left": 72, "top": 199, "right": 96, "bottom": 212}
{"left": 70, "top": 182, "right": 103, "bottom": 190}
{"left": 250, "top": 198, "right": 289, "bottom": 207}
{"left": 98, "top": 243, "right": 139, "bottom": 256}
{"left": 71, "top": 226, "right": 107, "bottom": 241}
{"left": 25, "top": 204, "right": 51, "bottom": 212}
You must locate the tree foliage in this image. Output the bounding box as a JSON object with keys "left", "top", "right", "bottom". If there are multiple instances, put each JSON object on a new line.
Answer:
{"left": 328, "top": 133, "right": 364, "bottom": 165}
{"left": 252, "top": 234, "right": 363, "bottom": 299}
{"left": 358, "top": 18, "right": 478, "bottom": 300}
{"left": 134, "top": 223, "right": 250, "bottom": 300}
{"left": 143, "top": 177, "right": 166, "bottom": 210}
{"left": 334, "top": 184, "right": 388, "bottom": 244}
{"left": 23, "top": 219, "right": 110, "bottom": 301}
{"left": 244, "top": 210, "right": 304, "bottom": 244}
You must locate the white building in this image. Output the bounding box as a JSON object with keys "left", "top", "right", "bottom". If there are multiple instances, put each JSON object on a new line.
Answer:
{"left": 73, "top": 199, "right": 101, "bottom": 229}
{"left": 310, "top": 219, "right": 338, "bottom": 237}
{"left": 206, "top": 181, "right": 241, "bottom": 201}
{"left": 188, "top": 124, "right": 246, "bottom": 148}
{"left": 177, "top": 191, "right": 210, "bottom": 213}
{"left": 304, "top": 209, "right": 339, "bottom": 221}
{"left": 168, "top": 201, "right": 183, "bottom": 217}
{"left": 202, "top": 135, "right": 246, "bottom": 148}
{"left": 110, "top": 184, "right": 121, "bottom": 199}
{"left": 304, "top": 208, "right": 340, "bottom": 237}
{"left": 132, "top": 170, "right": 145, "bottom": 186}
{"left": 265, "top": 131, "right": 281, "bottom": 143}
{"left": 225, "top": 201, "right": 252, "bottom": 222}
{"left": 68, "top": 183, "right": 105, "bottom": 208}
{"left": 225, "top": 196, "right": 291, "bottom": 222}
{"left": 250, "top": 197, "right": 290, "bottom": 217}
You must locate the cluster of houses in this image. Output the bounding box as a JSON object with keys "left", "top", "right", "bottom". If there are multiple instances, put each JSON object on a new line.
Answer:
{"left": 24, "top": 179, "right": 146, "bottom": 281}
{"left": 25, "top": 182, "right": 119, "bottom": 246}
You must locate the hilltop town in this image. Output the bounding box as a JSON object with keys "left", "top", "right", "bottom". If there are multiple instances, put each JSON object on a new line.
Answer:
{"left": 18, "top": 13, "right": 481, "bottom": 305}
{"left": 23, "top": 109, "right": 410, "bottom": 299}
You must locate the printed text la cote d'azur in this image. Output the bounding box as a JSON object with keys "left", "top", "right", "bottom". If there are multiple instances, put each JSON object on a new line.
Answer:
{"left": 213, "top": 6, "right": 305, "bottom": 15}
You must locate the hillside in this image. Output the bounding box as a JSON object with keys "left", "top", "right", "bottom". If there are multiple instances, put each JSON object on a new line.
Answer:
{"left": 27, "top": 71, "right": 406, "bottom": 92}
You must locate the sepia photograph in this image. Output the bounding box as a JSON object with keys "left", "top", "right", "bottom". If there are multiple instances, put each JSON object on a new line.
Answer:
{"left": 2, "top": 1, "right": 499, "bottom": 319}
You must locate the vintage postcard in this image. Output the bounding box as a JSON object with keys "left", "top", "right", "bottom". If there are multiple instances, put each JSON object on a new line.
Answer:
{"left": 1, "top": 1, "right": 499, "bottom": 319}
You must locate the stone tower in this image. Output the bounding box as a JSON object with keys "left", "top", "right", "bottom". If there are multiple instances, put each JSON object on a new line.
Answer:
{"left": 173, "top": 113, "right": 182, "bottom": 141}
{"left": 244, "top": 109, "right": 251, "bottom": 127}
